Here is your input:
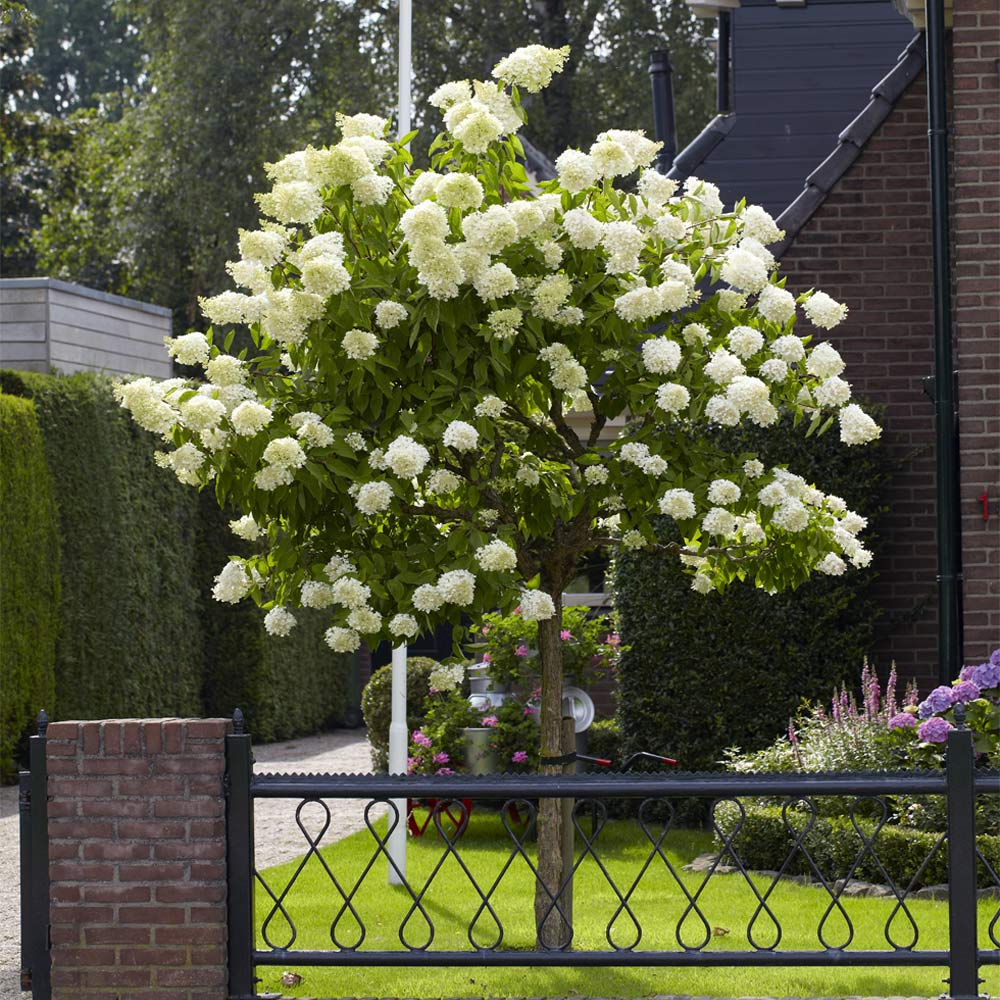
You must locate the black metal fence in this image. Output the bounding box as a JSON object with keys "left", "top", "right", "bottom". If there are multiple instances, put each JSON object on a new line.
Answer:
{"left": 227, "top": 720, "right": 999, "bottom": 1000}
{"left": 19, "top": 712, "right": 50, "bottom": 999}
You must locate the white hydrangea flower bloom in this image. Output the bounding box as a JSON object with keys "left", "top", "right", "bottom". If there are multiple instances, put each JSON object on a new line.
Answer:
{"left": 704, "top": 349, "right": 746, "bottom": 385}
{"left": 230, "top": 401, "right": 273, "bottom": 436}
{"left": 726, "top": 376, "right": 770, "bottom": 413}
{"left": 437, "top": 569, "right": 476, "bottom": 605}
{"left": 516, "top": 466, "right": 540, "bottom": 486}
{"left": 212, "top": 561, "right": 251, "bottom": 604}
{"left": 741, "top": 204, "right": 784, "bottom": 245}
{"left": 622, "top": 529, "right": 647, "bottom": 550}
{"left": 814, "top": 376, "right": 852, "bottom": 408}
{"left": 474, "top": 396, "right": 506, "bottom": 418}
{"left": 238, "top": 228, "right": 287, "bottom": 267}
{"left": 804, "top": 291, "right": 848, "bottom": 329}
{"left": 532, "top": 274, "right": 573, "bottom": 319}
{"left": 254, "top": 465, "right": 294, "bottom": 491}
{"left": 770, "top": 335, "right": 805, "bottom": 364}
{"left": 325, "top": 626, "right": 361, "bottom": 653}
{"left": 205, "top": 355, "right": 247, "bottom": 387}
{"left": 728, "top": 326, "right": 765, "bottom": 360}
{"left": 583, "top": 464, "right": 609, "bottom": 485}
{"left": 426, "top": 469, "right": 461, "bottom": 495}
{"left": 342, "top": 328, "right": 378, "bottom": 361}
{"left": 653, "top": 213, "right": 686, "bottom": 245}
{"left": 413, "top": 583, "right": 444, "bottom": 612}
{"left": 691, "top": 573, "right": 715, "bottom": 594}
{"left": 262, "top": 437, "right": 307, "bottom": 469}
{"left": 601, "top": 221, "right": 645, "bottom": 274}
{"left": 330, "top": 576, "right": 371, "bottom": 609}
{"left": 773, "top": 497, "right": 810, "bottom": 532}
{"left": 428, "top": 80, "right": 471, "bottom": 110}
{"left": 758, "top": 481, "right": 788, "bottom": 507}
{"left": 384, "top": 435, "right": 431, "bottom": 479}
{"left": 707, "top": 479, "right": 742, "bottom": 505}
{"left": 486, "top": 307, "right": 522, "bottom": 340}
{"left": 743, "top": 459, "right": 765, "bottom": 479}
{"left": 641, "top": 337, "right": 682, "bottom": 375}
{"left": 296, "top": 419, "right": 334, "bottom": 449}
{"left": 655, "top": 383, "right": 691, "bottom": 414}
{"left": 589, "top": 138, "right": 635, "bottom": 179}
{"left": 619, "top": 441, "right": 650, "bottom": 467}
{"left": 817, "top": 553, "right": 847, "bottom": 576}
{"left": 759, "top": 359, "right": 789, "bottom": 383}
{"left": 347, "top": 607, "right": 382, "bottom": 633}
{"left": 638, "top": 170, "right": 678, "bottom": 205}
{"left": 520, "top": 589, "right": 556, "bottom": 621}
{"left": 462, "top": 205, "right": 519, "bottom": 251}
{"left": 256, "top": 181, "right": 324, "bottom": 225}
{"left": 165, "top": 332, "right": 210, "bottom": 367}
{"left": 681, "top": 323, "right": 711, "bottom": 347}
{"left": 716, "top": 289, "right": 747, "bottom": 314}
{"left": 614, "top": 284, "right": 662, "bottom": 323}
{"left": 229, "top": 514, "right": 260, "bottom": 540}
{"left": 702, "top": 507, "right": 738, "bottom": 536}
{"left": 180, "top": 395, "right": 226, "bottom": 432}
{"left": 436, "top": 172, "right": 485, "bottom": 210}
{"left": 642, "top": 454, "right": 668, "bottom": 476}
{"left": 839, "top": 404, "right": 882, "bottom": 445}
{"left": 756, "top": 285, "right": 796, "bottom": 325}
{"left": 806, "top": 342, "right": 846, "bottom": 379}
{"left": 443, "top": 420, "right": 479, "bottom": 452}
{"left": 344, "top": 432, "right": 367, "bottom": 452}
{"left": 264, "top": 606, "right": 297, "bottom": 637}
{"left": 355, "top": 481, "right": 393, "bottom": 515}
{"left": 705, "top": 395, "right": 741, "bottom": 426}
{"left": 555, "top": 150, "right": 598, "bottom": 194}
{"left": 389, "top": 614, "right": 419, "bottom": 639}
{"left": 474, "top": 539, "right": 518, "bottom": 572}
{"left": 560, "top": 207, "right": 603, "bottom": 249}
{"left": 492, "top": 44, "right": 570, "bottom": 93}
{"left": 300, "top": 581, "right": 335, "bottom": 608}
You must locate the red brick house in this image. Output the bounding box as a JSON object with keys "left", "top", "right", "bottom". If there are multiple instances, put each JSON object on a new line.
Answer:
{"left": 675, "top": 0, "right": 998, "bottom": 688}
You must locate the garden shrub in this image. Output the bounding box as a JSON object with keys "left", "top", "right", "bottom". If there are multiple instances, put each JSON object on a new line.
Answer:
{"left": 586, "top": 718, "right": 621, "bottom": 767}
{"left": 362, "top": 656, "right": 440, "bottom": 771}
{"left": 615, "top": 411, "right": 889, "bottom": 776}
{"left": 713, "top": 801, "right": 1000, "bottom": 890}
{"left": 0, "top": 394, "right": 60, "bottom": 779}
{"left": 2, "top": 371, "right": 203, "bottom": 719}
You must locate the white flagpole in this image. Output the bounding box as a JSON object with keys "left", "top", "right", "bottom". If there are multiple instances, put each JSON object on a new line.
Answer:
{"left": 388, "top": 0, "right": 413, "bottom": 887}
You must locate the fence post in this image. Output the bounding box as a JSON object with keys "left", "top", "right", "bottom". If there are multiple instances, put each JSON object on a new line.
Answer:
{"left": 26, "top": 710, "right": 50, "bottom": 999}
{"left": 944, "top": 704, "right": 982, "bottom": 1000}
{"left": 226, "top": 709, "right": 256, "bottom": 1000}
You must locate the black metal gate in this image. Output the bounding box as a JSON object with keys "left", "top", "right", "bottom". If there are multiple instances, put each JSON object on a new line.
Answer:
{"left": 226, "top": 713, "right": 998, "bottom": 1000}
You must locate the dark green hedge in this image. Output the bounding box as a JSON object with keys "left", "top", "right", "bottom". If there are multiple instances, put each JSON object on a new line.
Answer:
{"left": 714, "top": 801, "right": 1000, "bottom": 890}
{"left": 2, "top": 370, "right": 204, "bottom": 718}
{"left": 0, "top": 394, "right": 60, "bottom": 780}
{"left": 615, "top": 412, "right": 889, "bottom": 775}
{"left": 1, "top": 370, "right": 349, "bottom": 742}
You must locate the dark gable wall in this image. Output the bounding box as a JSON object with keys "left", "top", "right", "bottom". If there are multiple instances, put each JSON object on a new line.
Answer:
{"left": 702, "top": 0, "right": 917, "bottom": 217}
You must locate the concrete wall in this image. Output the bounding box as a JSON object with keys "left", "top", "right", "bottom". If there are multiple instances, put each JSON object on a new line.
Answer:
{"left": 0, "top": 279, "right": 173, "bottom": 379}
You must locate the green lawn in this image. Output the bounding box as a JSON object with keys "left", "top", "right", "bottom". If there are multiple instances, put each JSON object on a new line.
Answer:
{"left": 253, "top": 810, "right": 1000, "bottom": 998}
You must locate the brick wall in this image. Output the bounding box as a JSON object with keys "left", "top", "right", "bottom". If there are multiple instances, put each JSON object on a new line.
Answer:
{"left": 46, "top": 719, "right": 230, "bottom": 999}
{"left": 780, "top": 76, "right": 941, "bottom": 689}
{"left": 951, "top": 0, "right": 1000, "bottom": 664}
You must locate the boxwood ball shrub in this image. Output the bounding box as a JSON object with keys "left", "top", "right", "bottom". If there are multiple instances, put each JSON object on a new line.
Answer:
{"left": 615, "top": 410, "right": 888, "bottom": 776}
{"left": 0, "top": 393, "right": 60, "bottom": 779}
{"left": 362, "top": 656, "right": 441, "bottom": 771}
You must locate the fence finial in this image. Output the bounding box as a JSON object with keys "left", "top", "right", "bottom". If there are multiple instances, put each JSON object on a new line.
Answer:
{"left": 952, "top": 701, "right": 967, "bottom": 729}
{"left": 37, "top": 709, "right": 48, "bottom": 738}
{"left": 233, "top": 708, "right": 245, "bottom": 734}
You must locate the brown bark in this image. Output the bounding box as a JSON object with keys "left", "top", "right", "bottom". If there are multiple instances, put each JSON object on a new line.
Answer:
{"left": 533, "top": 584, "right": 570, "bottom": 948}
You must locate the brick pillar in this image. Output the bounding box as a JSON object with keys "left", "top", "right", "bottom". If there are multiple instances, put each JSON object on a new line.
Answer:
{"left": 46, "top": 719, "right": 231, "bottom": 999}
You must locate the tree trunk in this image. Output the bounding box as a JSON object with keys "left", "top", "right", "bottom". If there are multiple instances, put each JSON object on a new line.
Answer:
{"left": 534, "top": 589, "right": 570, "bottom": 948}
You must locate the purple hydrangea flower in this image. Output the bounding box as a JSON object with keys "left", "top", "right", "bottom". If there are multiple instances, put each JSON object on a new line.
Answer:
{"left": 970, "top": 661, "right": 1000, "bottom": 692}
{"left": 511, "top": 750, "right": 528, "bottom": 764}
{"left": 435, "top": 767, "right": 454, "bottom": 775}
{"left": 991, "top": 647, "right": 1000, "bottom": 668}
{"left": 433, "top": 751, "right": 450, "bottom": 764}
{"left": 917, "top": 716, "right": 953, "bottom": 744}
{"left": 888, "top": 712, "right": 918, "bottom": 731}
{"left": 412, "top": 729, "right": 432, "bottom": 748}
{"left": 918, "top": 685, "right": 955, "bottom": 718}
{"left": 514, "top": 644, "right": 529, "bottom": 657}
{"left": 482, "top": 715, "right": 499, "bottom": 727}
{"left": 951, "top": 680, "right": 980, "bottom": 704}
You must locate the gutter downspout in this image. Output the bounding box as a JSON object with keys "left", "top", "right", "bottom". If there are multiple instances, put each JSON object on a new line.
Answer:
{"left": 717, "top": 11, "right": 732, "bottom": 115}
{"left": 925, "top": 0, "right": 963, "bottom": 682}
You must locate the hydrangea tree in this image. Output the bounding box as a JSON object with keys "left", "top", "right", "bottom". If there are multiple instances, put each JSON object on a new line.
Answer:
{"left": 117, "top": 44, "right": 881, "bottom": 944}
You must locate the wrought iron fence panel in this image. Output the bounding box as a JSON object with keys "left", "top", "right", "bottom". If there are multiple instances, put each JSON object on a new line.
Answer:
{"left": 225, "top": 720, "right": 999, "bottom": 1000}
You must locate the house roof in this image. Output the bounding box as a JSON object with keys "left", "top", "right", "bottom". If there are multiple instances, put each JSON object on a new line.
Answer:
{"left": 773, "top": 33, "right": 925, "bottom": 254}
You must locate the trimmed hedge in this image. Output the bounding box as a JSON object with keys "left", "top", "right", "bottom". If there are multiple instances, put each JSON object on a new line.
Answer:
{"left": 1, "top": 370, "right": 349, "bottom": 742}
{"left": 714, "top": 801, "right": 1000, "bottom": 890}
{"left": 2, "top": 370, "right": 204, "bottom": 719}
{"left": 0, "top": 394, "right": 60, "bottom": 780}
{"left": 615, "top": 412, "right": 889, "bottom": 776}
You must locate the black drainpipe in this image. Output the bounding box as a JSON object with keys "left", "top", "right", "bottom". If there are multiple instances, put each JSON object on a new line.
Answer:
{"left": 717, "top": 11, "right": 732, "bottom": 115}
{"left": 925, "top": 0, "right": 963, "bottom": 682}
{"left": 649, "top": 49, "right": 677, "bottom": 174}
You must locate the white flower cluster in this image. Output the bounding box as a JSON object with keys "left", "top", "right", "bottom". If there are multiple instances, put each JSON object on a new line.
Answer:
{"left": 264, "top": 606, "right": 297, "bottom": 637}
{"left": 520, "top": 589, "right": 556, "bottom": 621}
{"left": 385, "top": 435, "right": 431, "bottom": 478}
{"left": 474, "top": 539, "right": 518, "bottom": 572}
{"left": 538, "top": 342, "right": 588, "bottom": 394}
{"left": 428, "top": 661, "right": 465, "bottom": 692}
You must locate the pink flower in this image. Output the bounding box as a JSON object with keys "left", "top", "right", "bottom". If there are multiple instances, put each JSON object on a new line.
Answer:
{"left": 560, "top": 630, "right": 573, "bottom": 641}
{"left": 523, "top": 704, "right": 537, "bottom": 716}
{"left": 511, "top": 750, "right": 528, "bottom": 764}
{"left": 433, "top": 751, "right": 450, "bottom": 764}
{"left": 515, "top": 644, "right": 529, "bottom": 657}
{"left": 513, "top": 606, "right": 522, "bottom": 616}
{"left": 407, "top": 756, "right": 418, "bottom": 773}
{"left": 482, "top": 715, "right": 499, "bottom": 727}
{"left": 606, "top": 633, "right": 621, "bottom": 647}
{"left": 412, "top": 729, "right": 432, "bottom": 748}
{"left": 435, "top": 767, "right": 454, "bottom": 776}
{"left": 482, "top": 652, "right": 492, "bottom": 663}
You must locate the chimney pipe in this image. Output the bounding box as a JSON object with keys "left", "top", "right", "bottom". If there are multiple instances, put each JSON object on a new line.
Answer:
{"left": 717, "top": 12, "right": 732, "bottom": 114}
{"left": 649, "top": 49, "right": 677, "bottom": 174}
